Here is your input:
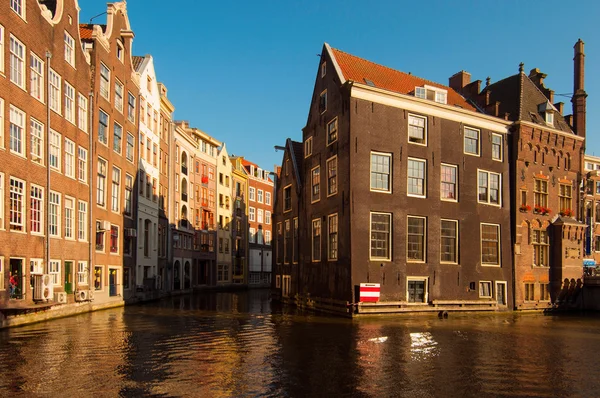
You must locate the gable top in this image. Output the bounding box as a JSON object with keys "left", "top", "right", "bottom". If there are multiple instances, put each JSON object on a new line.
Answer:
{"left": 484, "top": 73, "right": 573, "bottom": 134}
{"left": 132, "top": 55, "right": 144, "bottom": 71}
{"left": 328, "top": 45, "right": 476, "bottom": 111}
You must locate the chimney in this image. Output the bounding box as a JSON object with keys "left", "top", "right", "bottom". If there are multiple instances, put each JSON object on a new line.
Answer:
{"left": 554, "top": 102, "right": 564, "bottom": 115}
{"left": 449, "top": 71, "right": 471, "bottom": 94}
{"left": 529, "top": 68, "right": 554, "bottom": 102}
{"left": 572, "top": 39, "right": 587, "bottom": 139}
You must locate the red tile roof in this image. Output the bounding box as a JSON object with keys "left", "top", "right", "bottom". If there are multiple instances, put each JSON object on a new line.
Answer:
{"left": 330, "top": 47, "right": 476, "bottom": 111}
{"left": 79, "top": 24, "right": 106, "bottom": 41}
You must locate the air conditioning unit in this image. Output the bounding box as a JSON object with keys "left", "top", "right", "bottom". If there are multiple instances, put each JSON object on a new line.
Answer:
{"left": 54, "top": 292, "right": 67, "bottom": 304}
{"left": 33, "top": 274, "right": 54, "bottom": 301}
{"left": 97, "top": 220, "right": 111, "bottom": 232}
{"left": 88, "top": 289, "right": 95, "bottom": 301}
{"left": 75, "top": 289, "right": 89, "bottom": 302}
{"left": 125, "top": 228, "right": 137, "bottom": 237}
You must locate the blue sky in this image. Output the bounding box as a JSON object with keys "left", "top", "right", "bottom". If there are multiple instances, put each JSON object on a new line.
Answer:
{"left": 80, "top": 0, "right": 600, "bottom": 169}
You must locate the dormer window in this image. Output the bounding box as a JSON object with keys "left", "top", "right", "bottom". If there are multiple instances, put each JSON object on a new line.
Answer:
{"left": 545, "top": 111, "right": 554, "bottom": 126}
{"left": 415, "top": 85, "right": 447, "bottom": 105}
{"left": 538, "top": 101, "right": 554, "bottom": 126}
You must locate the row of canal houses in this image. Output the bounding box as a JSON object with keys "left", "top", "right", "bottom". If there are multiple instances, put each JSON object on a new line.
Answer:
{"left": 0, "top": 0, "right": 274, "bottom": 311}
{"left": 272, "top": 41, "right": 592, "bottom": 315}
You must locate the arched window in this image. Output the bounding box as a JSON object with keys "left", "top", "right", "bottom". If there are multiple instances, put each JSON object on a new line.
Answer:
{"left": 181, "top": 178, "right": 188, "bottom": 201}
{"left": 181, "top": 205, "right": 188, "bottom": 220}
{"left": 181, "top": 152, "right": 188, "bottom": 175}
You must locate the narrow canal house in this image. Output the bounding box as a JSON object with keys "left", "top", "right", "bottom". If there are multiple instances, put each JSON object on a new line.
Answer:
{"left": 0, "top": 0, "right": 92, "bottom": 306}
{"left": 583, "top": 155, "right": 600, "bottom": 271}
{"left": 231, "top": 157, "right": 250, "bottom": 286}
{"left": 457, "top": 40, "right": 587, "bottom": 309}
{"left": 80, "top": 1, "right": 140, "bottom": 304}
{"left": 274, "top": 43, "right": 515, "bottom": 315}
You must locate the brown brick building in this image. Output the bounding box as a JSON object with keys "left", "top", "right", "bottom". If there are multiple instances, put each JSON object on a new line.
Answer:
{"left": 0, "top": 0, "right": 92, "bottom": 306}
{"left": 273, "top": 44, "right": 514, "bottom": 314}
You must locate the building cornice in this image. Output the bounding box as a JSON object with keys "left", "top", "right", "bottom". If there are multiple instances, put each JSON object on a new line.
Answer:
{"left": 515, "top": 121, "right": 584, "bottom": 141}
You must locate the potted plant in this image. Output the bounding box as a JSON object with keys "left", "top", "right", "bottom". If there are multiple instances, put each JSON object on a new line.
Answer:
{"left": 534, "top": 205, "right": 551, "bottom": 215}
{"left": 519, "top": 204, "right": 531, "bottom": 213}
{"left": 560, "top": 209, "right": 574, "bottom": 217}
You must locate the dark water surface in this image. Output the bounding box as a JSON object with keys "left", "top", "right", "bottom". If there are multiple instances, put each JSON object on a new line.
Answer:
{"left": 1, "top": 290, "right": 600, "bottom": 397}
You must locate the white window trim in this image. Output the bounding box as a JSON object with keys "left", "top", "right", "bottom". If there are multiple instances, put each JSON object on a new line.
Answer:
{"left": 9, "top": 176, "right": 26, "bottom": 233}
{"left": 407, "top": 113, "right": 427, "bottom": 146}
{"left": 463, "top": 126, "right": 481, "bottom": 156}
{"left": 326, "top": 155, "right": 338, "bottom": 197}
{"left": 480, "top": 223, "right": 501, "bottom": 267}
{"left": 495, "top": 281, "right": 507, "bottom": 305}
{"left": 9, "top": 34, "right": 26, "bottom": 90}
{"left": 249, "top": 207, "right": 255, "bottom": 222}
{"left": 49, "top": 260, "right": 62, "bottom": 287}
{"left": 249, "top": 187, "right": 255, "bottom": 202}
{"left": 491, "top": 133, "right": 503, "bottom": 162}
{"left": 369, "top": 212, "right": 392, "bottom": 261}
{"left": 328, "top": 213, "right": 338, "bottom": 261}
{"left": 479, "top": 281, "right": 493, "bottom": 298}
{"left": 406, "top": 276, "right": 429, "bottom": 304}
{"left": 440, "top": 218, "right": 458, "bottom": 264}
{"left": 64, "top": 195, "right": 76, "bottom": 240}
{"left": 407, "top": 157, "right": 427, "bottom": 198}
{"left": 305, "top": 136, "right": 312, "bottom": 158}
{"left": 64, "top": 138, "right": 76, "bottom": 179}
{"left": 49, "top": 129, "right": 62, "bottom": 172}
{"left": 407, "top": 215, "right": 427, "bottom": 263}
{"left": 9, "top": 104, "right": 26, "bottom": 158}
{"left": 311, "top": 165, "right": 320, "bottom": 204}
{"left": 320, "top": 89, "right": 327, "bottom": 114}
{"left": 312, "top": 218, "right": 321, "bottom": 262}
{"left": 64, "top": 31, "right": 75, "bottom": 67}
{"left": 0, "top": 24, "right": 5, "bottom": 75}
{"left": 49, "top": 68, "right": 62, "bottom": 115}
{"left": 257, "top": 189, "right": 264, "bottom": 204}
{"left": 440, "top": 163, "right": 458, "bottom": 202}
{"left": 327, "top": 117, "right": 338, "bottom": 146}
{"left": 29, "top": 184, "right": 44, "bottom": 236}
{"left": 0, "top": 97, "right": 4, "bottom": 149}
{"left": 370, "top": 151, "right": 392, "bottom": 194}
{"left": 49, "top": 190, "right": 61, "bottom": 238}
{"left": 477, "top": 169, "right": 502, "bottom": 207}
{"left": 321, "top": 61, "right": 326, "bottom": 78}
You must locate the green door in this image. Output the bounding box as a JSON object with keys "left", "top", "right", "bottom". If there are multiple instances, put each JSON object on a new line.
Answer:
{"left": 64, "top": 261, "right": 73, "bottom": 294}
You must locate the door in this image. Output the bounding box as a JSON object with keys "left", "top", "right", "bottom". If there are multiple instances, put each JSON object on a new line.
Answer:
{"left": 496, "top": 282, "right": 507, "bottom": 305}
{"left": 64, "top": 261, "right": 73, "bottom": 294}
{"left": 109, "top": 269, "right": 118, "bottom": 296}
{"left": 9, "top": 259, "right": 24, "bottom": 299}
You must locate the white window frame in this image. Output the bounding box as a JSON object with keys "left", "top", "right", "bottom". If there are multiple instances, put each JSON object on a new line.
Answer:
{"left": 0, "top": 257, "right": 4, "bottom": 290}
{"left": 328, "top": 213, "right": 338, "bottom": 261}
{"left": 249, "top": 207, "right": 256, "bottom": 222}
{"left": 407, "top": 215, "right": 426, "bottom": 263}
{"left": 77, "top": 261, "right": 88, "bottom": 285}
{"left": 64, "top": 195, "right": 75, "bottom": 240}
{"left": 479, "top": 281, "right": 492, "bottom": 298}
{"left": 49, "top": 260, "right": 61, "bottom": 286}
{"left": 30, "top": 184, "right": 44, "bottom": 235}
{"left": 115, "top": 79, "right": 124, "bottom": 113}
{"left": 327, "top": 117, "right": 338, "bottom": 145}
{"left": 64, "top": 82, "right": 75, "bottom": 123}
{"left": 9, "top": 177, "right": 25, "bottom": 232}
{"left": 480, "top": 223, "right": 501, "bottom": 266}
{"left": 9, "top": 34, "right": 25, "bottom": 89}
{"left": 464, "top": 126, "right": 480, "bottom": 156}
{"left": 30, "top": 52, "right": 44, "bottom": 102}
{"left": 64, "top": 31, "right": 75, "bottom": 67}
{"left": 408, "top": 114, "right": 427, "bottom": 146}
{"left": 407, "top": 157, "right": 426, "bottom": 198}
{"left": 305, "top": 136, "right": 312, "bottom": 157}
{"left": 64, "top": 138, "right": 75, "bottom": 178}
{"left": 249, "top": 227, "right": 255, "bottom": 243}
{"left": 126, "top": 132, "right": 134, "bottom": 162}
{"left": 440, "top": 219, "right": 458, "bottom": 264}
{"left": 0, "top": 25, "right": 4, "bottom": 75}
{"left": 113, "top": 122, "right": 123, "bottom": 154}
{"left": 78, "top": 146, "right": 88, "bottom": 183}
{"left": 0, "top": 173, "right": 4, "bottom": 229}
{"left": 312, "top": 218, "right": 321, "bottom": 262}
{"left": 319, "top": 90, "right": 327, "bottom": 114}
{"left": 370, "top": 212, "right": 392, "bottom": 261}
{"left": 265, "top": 211, "right": 271, "bottom": 225}
{"left": 78, "top": 94, "right": 88, "bottom": 133}
{"left": 265, "top": 192, "right": 271, "bottom": 206}
{"left": 257, "top": 189, "right": 264, "bottom": 203}
{"left": 99, "top": 63, "right": 110, "bottom": 100}
{"left": 111, "top": 166, "right": 121, "bottom": 213}
{"left": 257, "top": 209, "right": 263, "bottom": 224}
{"left": 49, "top": 191, "right": 61, "bottom": 237}
{"left": 311, "top": 165, "right": 320, "bottom": 203}
{"left": 491, "top": 133, "right": 503, "bottom": 162}
{"left": 127, "top": 92, "right": 135, "bottom": 123}
{"left": 49, "top": 69, "right": 61, "bottom": 114}
{"left": 78, "top": 200, "right": 88, "bottom": 241}
{"left": 97, "top": 157, "right": 107, "bottom": 207}
{"left": 0, "top": 98, "right": 4, "bottom": 149}
{"left": 370, "top": 151, "right": 392, "bottom": 193}
{"left": 440, "top": 163, "right": 457, "bottom": 202}
{"left": 98, "top": 109, "right": 109, "bottom": 146}
{"left": 49, "top": 130, "right": 61, "bottom": 171}
{"left": 30, "top": 118, "right": 44, "bottom": 165}
{"left": 326, "top": 156, "right": 338, "bottom": 197}
{"left": 249, "top": 187, "right": 255, "bottom": 201}
{"left": 9, "top": 105, "right": 26, "bottom": 157}
{"left": 406, "top": 276, "right": 429, "bottom": 303}
{"left": 477, "top": 169, "right": 502, "bottom": 206}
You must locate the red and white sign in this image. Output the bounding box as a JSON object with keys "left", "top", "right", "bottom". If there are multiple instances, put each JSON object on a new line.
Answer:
{"left": 359, "top": 283, "right": 380, "bottom": 302}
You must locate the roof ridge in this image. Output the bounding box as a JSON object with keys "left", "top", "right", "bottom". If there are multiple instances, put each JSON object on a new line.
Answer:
{"left": 518, "top": 72, "right": 525, "bottom": 120}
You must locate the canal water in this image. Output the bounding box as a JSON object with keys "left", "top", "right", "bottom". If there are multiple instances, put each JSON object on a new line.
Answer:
{"left": 1, "top": 290, "right": 600, "bottom": 397}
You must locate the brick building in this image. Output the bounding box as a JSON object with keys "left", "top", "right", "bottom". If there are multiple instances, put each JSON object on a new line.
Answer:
{"left": 0, "top": 0, "right": 92, "bottom": 306}
{"left": 273, "top": 44, "right": 514, "bottom": 314}
{"left": 231, "top": 156, "right": 249, "bottom": 286}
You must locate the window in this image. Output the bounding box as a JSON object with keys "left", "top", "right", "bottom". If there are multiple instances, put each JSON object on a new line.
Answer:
{"left": 371, "top": 212, "right": 391, "bottom": 260}
{"left": 328, "top": 214, "right": 338, "bottom": 260}
{"left": 111, "top": 167, "right": 120, "bottom": 212}
{"left": 321, "top": 61, "right": 326, "bottom": 77}
{"left": 441, "top": 219, "right": 458, "bottom": 263}
{"left": 265, "top": 211, "right": 271, "bottom": 225}
{"left": 257, "top": 209, "right": 263, "bottom": 224}
{"left": 140, "top": 98, "right": 145, "bottom": 124}
{"left": 311, "top": 166, "right": 320, "bottom": 202}
{"left": 113, "top": 122, "right": 122, "bottom": 154}
{"left": 479, "top": 281, "right": 492, "bottom": 298}
{"left": 481, "top": 224, "right": 500, "bottom": 265}
{"left": 0, "top": 25, "right": 3, "bottom": 74}
{"left": 284, "top": 220, "right": 290, "bottom": 263}
{"left": 64, "top": 31, "right": 75, "bottom": 66}
{"left": 115, "top": 80, "right": 124, "bottom": 112}
{"left": 492, "top": 134, "right": 503, "bottom": 161}
{"left": 0, "top": 174, "right": 3, "bottom": 228}
{"left": 319, "top": 90, "right": 327, "bottom": 113}
{"left": 540, "top": 283, "right": 550, "bottom": 301}
{"left": 78, "top": 261, "right": 88, "bottom": 285}
{"left": 464, "top": 127, "right": 480, "bottom": 155}
{"left": 153, "top": 144, "right": 158, "bottom": 167}
{"left": 305, "top": 137, "right": 312, "bottom": 157}
{"left": 99, "top": 63, "right": 110, "bottom": 100}
{"left": 249, "top": 227, "right": 256, "bottom": 243}
{"left": 9, "top": 105, "right": 25, "bottom": 156}
{"left": 532, "top": 229, "right": 548, "bottom": 267}
{"left": 327, "top": 117, "right": 338, "bottom": 145}
{"left": 78, "top": 201, "right": 87, "bottom": 241}
{"left": 9, "top": 178, "right": 25, "bottom": 232}
{"left": 139, "top": 134, "right": 145, "bottom": 160}
{"left": 97, "top": 158, "right": 107, "bottom": 206}
{"left": 30, "top": 185, "right": 43, "bottom": 234}
{"left": 78, "top": 94, "right": 88, "bottom": 132}
{"left": 116, "top": 40, "right": 124, "bottom": 62}
{"left": 371, "top": 152, "right": 391, "bottom": 192}
{"left": 408, "top": 114, "right": 426, "bottom": 145}
{"left": 64, "top": 139, "right": 75, "bottom": 178}
{"left": 415, "top": 85, "right": 447, "bottom": 104}
{"left": 545, "top": 112, "right": 554, "bottom": 126}
{"left": 265, "top": 230, "right": 271, "bottom": 245}
{"left": 327, "top": 157, "right": 337, "bottom": 196}
{"left": 78, "top": 147, "right": 87, "bottom": 182}
{"left": 146, "top": 138, "right": 151, "bottom": 161}
{"left": 249, "top": 187, "right": 255, "bottom": 201}
{"left": 534, "top": 179, "right": 548, "bottom": 207}
{"left": 49, "top": 191, "right": 60, "bottom": 237}
{"left": 49, "top": 69, "right": 61, "bottom": 114}
{"left": 559, "top": 184, "right": 572, "bottom": 212}
{"left": 10, "top": 35, "right": 25, "bottom": 89}
{"left": 441, "top": 164, "right": 457, "bottom": 200}
{"left": 284, "top": 186, "right": 292, "bottom": 212}
{"left": 127, "top": 92, "right": 136, "bottom": 123}
{"left": 63, "top": 82, "right": 75, "bottom": 123}
{"left": 64, "top": 197, "right": 74, "bottom": 239}
{"left": 49, "top": 261, "right": 61, "bottom": 286}
{"left": 265, "top": 192, "right": 271, "bottom": 206}
{"left": 30, "top": 53, "right": 44, "bottom": 102}
{"left": 0, "top": 98, "right": 3, "bottom": 148}
{"left": 524, "top": 283, "right": 535, "bottom": 301}
{"left": 249, "top": 207, "right": 255, "bottom": 222}
{"left": 312, "top": 219, "right": 321, "bottom": 261}
{"left": 49, "top": 130, "right": 61, "bottom": 170}
{"left": 407, "top": 158, "right": 426, "bottom": 197}
{"left": 110, "top": 225, "right": 119, "bottom": 253}
{"left": 407, "top": 279, "right": 427, "bottom": 303}
{"left": 94, "top": 266, "right": 102, "bottom": 290}
{"left": 407, "top": 216, "right": 426, "bottom": 262}
{"left": 98, "top": 110, "right": 109, "bottom": 145}
{"left": 124, "top": 174, "right": 133, "bottom": 216}
{"left": 257, "top": 189, "right": 264, "bottom": 203}
{"left": 478, "top": 170, "right": 501, "bottom": 205}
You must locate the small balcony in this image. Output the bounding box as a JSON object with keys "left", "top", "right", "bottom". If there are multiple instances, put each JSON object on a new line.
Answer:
{"left": 201, "top": 175, "right": 209, "bottom": 184}
{"left": 181, "top": 165, "right": 188, "bottom": 175}
{"left": 181, "top": 192, "right": 188, "bottom": 202}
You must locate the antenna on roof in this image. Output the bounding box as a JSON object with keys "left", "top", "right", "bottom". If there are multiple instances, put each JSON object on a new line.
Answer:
{"left": 89, "top": 11, "right": 107, "bottom": 24}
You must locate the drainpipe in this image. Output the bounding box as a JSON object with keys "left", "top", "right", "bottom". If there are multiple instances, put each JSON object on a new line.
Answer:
{"left": 88, "top": 91, "right": 94, "bottom": 291}
{"left": 45, "top": 51, "right": 52, "bottom": 276}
